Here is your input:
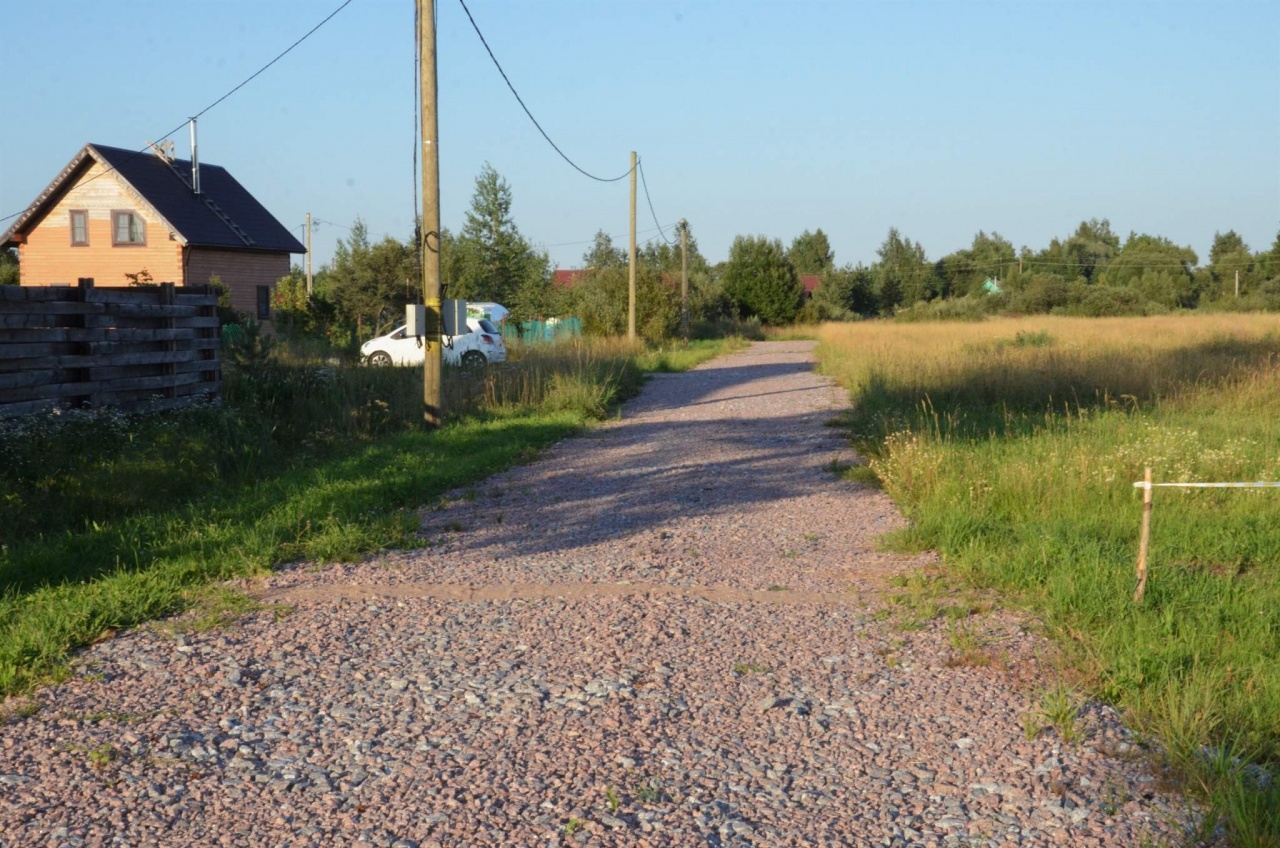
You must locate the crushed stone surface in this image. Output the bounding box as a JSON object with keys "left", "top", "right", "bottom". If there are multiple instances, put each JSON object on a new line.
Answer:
{"left": 0, "top": 341, "right": 1189, "bottom": 847}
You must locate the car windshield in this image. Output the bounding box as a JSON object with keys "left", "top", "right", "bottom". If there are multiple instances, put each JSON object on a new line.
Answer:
{"left": 478, "top": 319, "right": 499, "bottom": 334}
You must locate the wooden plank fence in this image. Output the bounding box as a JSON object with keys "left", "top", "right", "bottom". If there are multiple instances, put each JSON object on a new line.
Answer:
{"left": 0, "top": 279, "right": 221, "bottom": 418}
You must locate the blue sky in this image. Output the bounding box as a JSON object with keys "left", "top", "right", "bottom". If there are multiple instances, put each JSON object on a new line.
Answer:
{"left": 2, "top": 0, "right": 1277, "bottom": 271}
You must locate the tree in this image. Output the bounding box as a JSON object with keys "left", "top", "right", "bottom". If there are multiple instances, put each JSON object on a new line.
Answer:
{"left": 582, "top": 230, "right": 626, "bottom": 269}
{"left": 507, "top": 249, "right": 554, "bottom": 326}
{"left": 1099, "top": 233, "right": 1199, "bottom": 307}
{"left": 1206, "top": 230, "right": 1258, "bottom": 299}
{"left": 571, "top": 264, "right": 679, "bottom": 342}
{"left": 443, "top": 164, "right": 552, "bottom": 326}
{"left": 326, "top": 218, "right": 416, "bottom": 335}
{"left": 0, "top": 247, "right": 17, "bottom": 285}
{"left": 449, "top": 164, "right": 532, "bottom": 305}
{"left": 1260, "top": 231, "right": 1280, "bottom": 283}
{"left": 936, "top": 231, "right": 1016, "bottom": 297}
{"left": 815, "top": 265, "right": 878, "bottom": 317}
{"left": 873, "top": 228, "right": 938, "bottom": 312}
{"left": 639, "top": 225, "right": 726, "bottom": 324}
{"left": 721, "top": 235, "right": 803, "bottom": 325}
{"left": 1033, "top": 218, "right": 1120, "bottom": 283}
{"left": 786, "top": 229, "right": 834, "bottom": 275}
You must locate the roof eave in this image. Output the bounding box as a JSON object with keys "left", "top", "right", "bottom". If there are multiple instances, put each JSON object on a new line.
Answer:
{"left": 0, "top": 145, "right": 96, "bottom": 246}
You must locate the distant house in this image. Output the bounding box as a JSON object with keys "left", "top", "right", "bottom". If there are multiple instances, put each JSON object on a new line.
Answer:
{"left": 799, "top": 274, "right": 822, "bottom": 300}
{"left": 0, "top": 143, "right": 304, "bottom": 323}
{"left": 981, "top": 277, "right": 1003, "bottom": 294}
{"left": 552, "top": 269, "right": 588, "bottom": 288}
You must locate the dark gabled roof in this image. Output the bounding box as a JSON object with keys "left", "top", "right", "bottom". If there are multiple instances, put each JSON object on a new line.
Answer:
{"left": 1, "top": 143, "right": 304, "bottom": 254}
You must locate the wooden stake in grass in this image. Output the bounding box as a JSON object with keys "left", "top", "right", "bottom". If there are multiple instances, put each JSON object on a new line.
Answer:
{"left": 1134, "top": 466, "right": 1153, "bottom": 603}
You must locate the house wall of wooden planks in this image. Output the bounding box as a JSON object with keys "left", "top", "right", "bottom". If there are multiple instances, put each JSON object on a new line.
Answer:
{"left": 0, "top": 280, "right": 220, "bottom": 418}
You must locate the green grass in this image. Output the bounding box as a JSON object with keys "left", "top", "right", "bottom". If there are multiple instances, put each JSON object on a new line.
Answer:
{"left": 818, "top": 314, "right": 1280, "bottom": 846}
{"left": 634, "top": 337, "right": 748, "bottom": 373}
{"left": 0, "top": 335, "right": 740, "bottom": 699}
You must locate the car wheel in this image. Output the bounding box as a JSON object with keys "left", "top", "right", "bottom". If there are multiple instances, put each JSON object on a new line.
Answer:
{"left": 367, "top": 351, "right": 392, "bottom": 366}
{"left": 461, "top": 350, "right": 487, "bottom": 368}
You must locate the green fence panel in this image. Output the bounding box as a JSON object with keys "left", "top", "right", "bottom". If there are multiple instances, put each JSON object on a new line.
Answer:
{"left": 502, "top": 317, "right": 582, "bottom": 344}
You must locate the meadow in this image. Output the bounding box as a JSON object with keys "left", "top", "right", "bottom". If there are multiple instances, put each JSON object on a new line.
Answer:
{"left": 818, "top": 314, "right": 1280, "bottom": 846}
{"left": 0, "top": 337, "right": 739, "bottom": 700}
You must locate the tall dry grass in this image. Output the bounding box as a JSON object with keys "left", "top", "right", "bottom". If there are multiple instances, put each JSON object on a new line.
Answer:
{"left": 818, "top": 314, "right": 1280, "bottom": 845}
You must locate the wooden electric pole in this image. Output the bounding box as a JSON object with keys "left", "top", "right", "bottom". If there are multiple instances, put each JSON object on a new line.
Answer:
{"left": 1235, "top": 269, "right": 1240, "bottom": 298}
{"left": 419, "top": 0, "right": 443, "bottom": 426}
{"left": 305, "top": 212, "right": 313, "bottom": 295}
{"left": 628, "top": 151, "right": 637, "bottom": 343}
{"left": 679, "top": 218, "right": 689, "bottom": 342}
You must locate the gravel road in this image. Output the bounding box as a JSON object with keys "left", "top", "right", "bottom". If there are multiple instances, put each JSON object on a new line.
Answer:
{"left": 0, "top": 341, "right": 1188, "bottom": 847}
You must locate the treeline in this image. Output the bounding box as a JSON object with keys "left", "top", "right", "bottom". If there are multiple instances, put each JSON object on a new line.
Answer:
{"left": 811, "top": 220, "right": 1280, "bottom": 322}
{"left": 272, "top": 202, "right": 1280, "bottom": 350}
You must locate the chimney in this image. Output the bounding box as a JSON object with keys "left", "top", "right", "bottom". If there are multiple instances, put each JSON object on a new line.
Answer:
{"left": 189, "top": 117, "right": 201, "bottom": 195}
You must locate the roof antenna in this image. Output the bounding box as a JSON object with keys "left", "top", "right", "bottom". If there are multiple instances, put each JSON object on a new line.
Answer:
{"left": 147, "top": 139, "right": 175, "bottom": 163}
{"left": 189, "top": 118, "right": 200, "bottom": 195}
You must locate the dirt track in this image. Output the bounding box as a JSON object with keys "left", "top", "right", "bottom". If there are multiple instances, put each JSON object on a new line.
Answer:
{"left": 0, "top": 341, "right": 1186, "bottom": 847}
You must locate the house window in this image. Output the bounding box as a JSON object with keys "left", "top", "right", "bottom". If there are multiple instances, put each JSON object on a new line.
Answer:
{"left": 111, "top": 210, "right": 146, "bottom": 246}
{"left": 70, "top": 210, "right": 89, "bottom": 246}
{"left": 256, "top": 285, "right": 271, "bottom": 320}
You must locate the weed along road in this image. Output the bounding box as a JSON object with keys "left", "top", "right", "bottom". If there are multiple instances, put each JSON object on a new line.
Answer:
{"left": 0, "top": 341, "right": 1186, "bottom": 847}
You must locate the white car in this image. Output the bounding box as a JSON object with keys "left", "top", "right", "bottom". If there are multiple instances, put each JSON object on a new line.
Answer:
{"left": 361, "top": 317, "right": 507, "bottom": 367}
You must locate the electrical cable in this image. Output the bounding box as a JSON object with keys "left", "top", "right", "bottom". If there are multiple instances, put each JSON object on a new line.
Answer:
{"left": 456, "top": 0, "right": 634, "bottom": 183}
{"left": 638, "top": 158, "right": 675, "bottom": 246}
{"left": 0, "top": 0, "right": 357, "bottom": 227}
{"left": 191, "top": 0, "right": 356, "bottom": 121}
{"left": 534, "top": 224, "right": 669, "bottom": 249}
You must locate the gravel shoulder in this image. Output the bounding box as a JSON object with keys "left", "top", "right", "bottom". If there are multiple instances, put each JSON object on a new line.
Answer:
{"left": 0, "top": 341, "right": 1188, "bottom": 847}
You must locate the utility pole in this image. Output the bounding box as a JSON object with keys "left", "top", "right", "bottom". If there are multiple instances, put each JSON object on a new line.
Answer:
{"left": 679, "top": 218, "right": 689, "bottom": 342}
{"left": 628, "top": 151, "right": 637, "bottom": 343}
{"left": 1235, "top": 269, "right": 1240, "bottom": 298}
{"left": 419, "top": 0, "right": 443, "bottom": 426}
{"left": 305, "top": 212, "right": 313, "bottom": 295}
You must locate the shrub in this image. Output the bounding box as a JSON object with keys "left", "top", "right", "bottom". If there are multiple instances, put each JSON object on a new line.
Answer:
{"left": 1064, "top": 284, "right": 1162, "bottom": 317}
{"left": 690, "top": 315, "right": 764, "bottom": 340}
{"left": 893, "top": 296, "right": 992, "bottom": 323}
{"left": 1005, "top": 275, "right": 1071, "bottom": 314}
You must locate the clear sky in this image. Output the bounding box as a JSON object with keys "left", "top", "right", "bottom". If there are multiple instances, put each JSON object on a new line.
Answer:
{"left": 2, "top": 0, "right": 1277, "bottom": 272}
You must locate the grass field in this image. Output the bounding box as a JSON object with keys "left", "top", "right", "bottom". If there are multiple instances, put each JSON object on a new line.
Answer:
{"left": 0, "top": 336, "right": 740, "bottom": 701}
{"left": 818, "top": 314, "right": 1280, "bottom": 846}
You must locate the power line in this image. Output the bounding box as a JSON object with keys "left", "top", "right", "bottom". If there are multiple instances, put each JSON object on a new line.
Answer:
{"left": 456, "top": 0, "right": 633, "bottom": 183}
{"left": 191, "top": 0, "right": 356, "bottom": 120}
{"left": 534, "top": 224, "right": 669, "bottom": 250}
{"left": 638, "top": 158, "right": 675, "bottom": 246}
{"left": 0, "top": 0, "right": 356, "bottom": 227}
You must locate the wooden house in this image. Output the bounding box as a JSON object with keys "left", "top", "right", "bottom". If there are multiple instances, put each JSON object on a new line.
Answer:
{"left": 0, "top": 143, "right": 304, "bottom": 323}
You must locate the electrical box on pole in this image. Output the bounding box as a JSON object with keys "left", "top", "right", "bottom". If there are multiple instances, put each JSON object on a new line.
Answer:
{"left": 406, "top": 304, "right": 427, "bottom": 337}
{"left": 442, "top": 299, "right": 467, "bottom": 336}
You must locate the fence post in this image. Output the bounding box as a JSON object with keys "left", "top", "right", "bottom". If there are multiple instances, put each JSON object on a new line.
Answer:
{"left": 197, "top": 284, "right": 220, "bottom": 398}
{"left": 160, "top": 282, "right": 177, "bottom": 399}
{"left": 74, "top": 278, "right": 95, "bottom": 410}
{"left": 1133, "top": 466, "right": 1154, "bottom": 603}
